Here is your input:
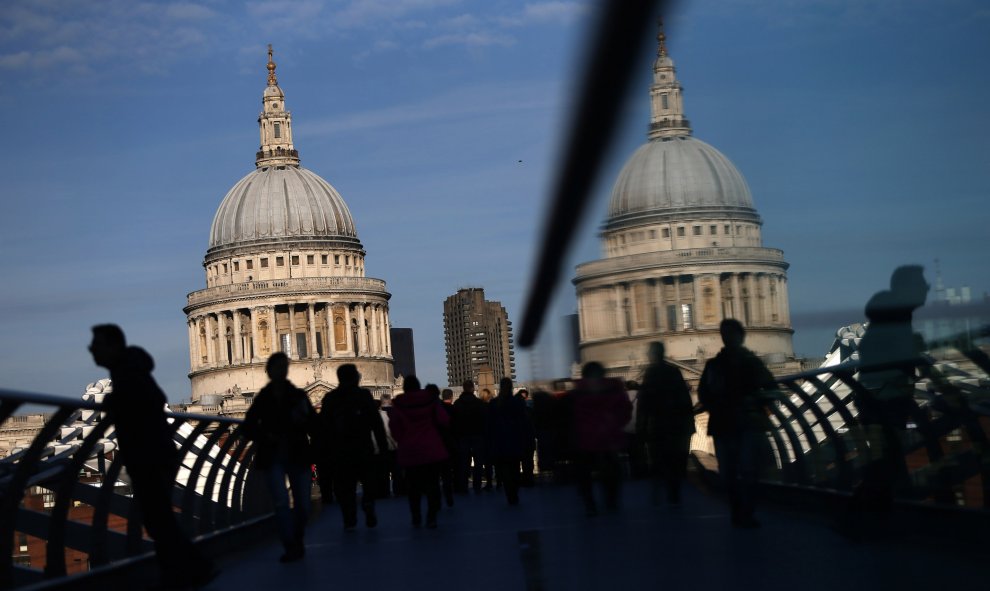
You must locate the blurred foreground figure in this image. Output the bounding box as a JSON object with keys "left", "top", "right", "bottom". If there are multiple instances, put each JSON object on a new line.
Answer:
{"left": 89, "top": 325, "right": 216, "bottom": 588}
{"left": 319, "top": 364, "right": 388, "bottom": 530}
{"left": 390, "top": 376, "right": 449, "bottom": 529}
{"left": 843, "top": 266, "right": 928, "bottom": 535}
{"left": 698, "top": 320, "right": 775, "bottom": 529}
{"left": 637, "top": 342, "right": 695, "bottom": 505}
{"left": 243, "top": 353, "right": 317, "bottom": 562}
{"left": 488, "top": 378, "right": 534, "bottom": 505}
{"left": 567, "top": 363, "right": 633, "bottom": 516}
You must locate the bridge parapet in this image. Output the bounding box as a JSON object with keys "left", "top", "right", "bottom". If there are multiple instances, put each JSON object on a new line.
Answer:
{"left": 0, "top": 388, "right": 269, "bottom": 589}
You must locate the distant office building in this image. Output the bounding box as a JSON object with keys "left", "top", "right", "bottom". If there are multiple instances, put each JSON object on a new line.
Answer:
{"left": 443, "top": 288, "right": 516, "bottom": 388}
{"left": 390, "top": 328, "right": 417, "bottom": 379}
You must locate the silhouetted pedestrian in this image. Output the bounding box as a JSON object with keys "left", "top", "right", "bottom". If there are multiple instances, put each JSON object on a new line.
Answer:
{"left": 488, "top": 378, "right": 533, "bottom": 505}
{"left": 451, "top": 380, "right": 488, "bottom": 493}
{"left": 89, "top": 324, "right": 216, "bottom": 588}
{"left": 698, "top": 319, "right": 776, "bottom": 529}
{"left": 389, "top": 376, "right": 450, "bottom": 528}
{"left": 531, "top": 390, "right": 560, "bottom": 474}
{"left": 243, "top": 353, "right": 318, "bottom": 561}
{"left": 515, "top": 388, "right": 537, "bottom": 486}
{"left": 437, "top": 387, "right": 457, "bottom": 507}
{"left": 637, "top": 342, "right": 695, "bottom": 505}
{"left": 566, "top": 363, "right": 633, "bottom": 516}
{"left": 318, "top": 364, "right": 388, "bottom": 530}
{"left": 843, "top": 265, "right": 929, "bottom": 536}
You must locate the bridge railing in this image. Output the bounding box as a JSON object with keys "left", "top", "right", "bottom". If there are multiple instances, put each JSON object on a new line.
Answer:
{"left": 0, "top": 389, "right": 269, "bottom": 590}
{"left": 752, "top": 351, "right": 990, "bottom": 507}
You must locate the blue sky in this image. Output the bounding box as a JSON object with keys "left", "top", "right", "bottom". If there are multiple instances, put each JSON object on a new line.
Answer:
{"left": 1, "top": 0, "right": 988, "bottom": 401}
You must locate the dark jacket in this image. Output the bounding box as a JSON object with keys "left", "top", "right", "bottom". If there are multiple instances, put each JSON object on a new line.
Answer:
{"left": 697, "top": 345, "right": 775, "bottom": 438}
{"left": 451, "top": 392, "right": 487, "bottom": 438}
{"left": 486, "top": 394, "right": 534, "bottom": 461}
{"left": 637, "top": 361, "right": 695, "bottom": 445}
{"left": 389, "top": 389, "right": 450, "bottom": 467}
{"left": 104, "top": 347, "right": 178, "bottom": 471}
{"left": 243, "top": 379, "right": 317, "bottom": 469}
{"left": 567, "top": 378, "right": 633, "bottom": 453}
{"left": 318, "top": 384, "right": 388, "bottom": 465}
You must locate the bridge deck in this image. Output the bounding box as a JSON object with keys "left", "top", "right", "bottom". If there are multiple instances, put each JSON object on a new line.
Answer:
{"left": 205, "top": 479, "right": 982, "bottom": 591}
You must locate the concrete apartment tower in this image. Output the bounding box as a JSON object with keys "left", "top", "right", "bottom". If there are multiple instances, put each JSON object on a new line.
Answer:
{"left": 573, "top": 25, "right": 796, "bottom": 383}
{"left": 183, "top": 47, "right": 395, "bottom": 404}
{"left": 443, "top": 288, "right": 516, "bottom": 389}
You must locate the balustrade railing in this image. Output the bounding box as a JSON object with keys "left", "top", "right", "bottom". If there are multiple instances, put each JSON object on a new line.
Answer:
{"left": 0, "top": 389, "right": 269, "bottom": 589}
{"left": 576, "top": 246, "right": 785, "bottom": 277}
{"left": 187, "top": 276, "right": 388, "bottom": 306}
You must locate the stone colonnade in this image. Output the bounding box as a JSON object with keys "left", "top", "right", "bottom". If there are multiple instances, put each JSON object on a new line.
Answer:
{"left": 579, "top": 271, "right": 789, "bottom": 341}
{"left": 187, "top": 301, "right": 391, "bottom": 370}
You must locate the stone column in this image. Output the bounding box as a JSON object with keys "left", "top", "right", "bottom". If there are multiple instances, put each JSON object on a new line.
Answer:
{"left": 713, "top": 274, "right": 724, "bottom": 324}
{"left": 205, "top": 315, "right": 217, "bottom": 366}
{"left": 731, "top": 274, "right": 741, "bottom": 321}
{"left": 357, "top": 303, "right": 367, "bottom": 354}
{"left": 269, "top": 305, "right": 278, "bottom": 358}
{"left": 654, "top": 279, "right": 664, "bottom": 332}
{"left": 232, "top": 310, "right": 242, "bottom": 364}
{"left": 577, "top": 291, "right": 587, "bottom": 341}
{"left": 691, "top": 274, "right": 702, "bottom": 330}
{"left": 613, "top": 284, "right": 624, "bottom": 336}
{"left": 383, "top": 307, "right": 392, "bottom": 355}
{"left": 308, "top": 302, "right": 318, "bottom": 359}
{"left": 780, "top": 275, "right": 792, "bottom": 326}
{"left": 746, "top": 274, "right": 758, "bottom": 326}
{"left": 369, "top": 305, "right": 379, "bottom": 356}
{"left": 187, "top": 319, "right": 198, "bottom": 370}
{"left": 344, "top": 304, "right": 354, "bottom": 356}
{"left": 286, "top": 302, "right": 296, "bottom": 358}
{"left": 218, "top": 312, "right": 229, "bottom": 366}
{"left": 250, "top": 307, "right": 260, "bottom": 362}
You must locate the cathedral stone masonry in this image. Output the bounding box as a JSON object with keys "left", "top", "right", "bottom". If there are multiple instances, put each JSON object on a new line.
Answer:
{"left": 573, "top": 25, "right": 797, "bottom": 386}
{"left": 183, "top": 47, "right": 394, "bottom": 406}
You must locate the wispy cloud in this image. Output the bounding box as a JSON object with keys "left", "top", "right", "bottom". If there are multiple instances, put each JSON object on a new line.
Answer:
{"left": 498, "top": 2, "right": 589, "bottom": 27}
{"left": 334, "top": 0, "right": 462, "bottom": 29}
{"left": 423, "top": 31, "right": 515, "bottom": 49}
{"left": 302, "top": 81, "right": 555, "bottom": 136}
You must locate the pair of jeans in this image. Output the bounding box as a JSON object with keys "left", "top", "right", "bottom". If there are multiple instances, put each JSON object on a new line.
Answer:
{"left": 405, "top": 462, "right": 442, "bottom": 523}
{"left": 263, "top": 462, "right": 312, "bottom": 550}
{"left": 714, "top": 431, "right": 758, "bottom": 522}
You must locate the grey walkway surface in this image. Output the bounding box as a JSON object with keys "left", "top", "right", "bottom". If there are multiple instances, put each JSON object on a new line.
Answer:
{"left": 204, "top": 480, "right": 982, "bottom": 591}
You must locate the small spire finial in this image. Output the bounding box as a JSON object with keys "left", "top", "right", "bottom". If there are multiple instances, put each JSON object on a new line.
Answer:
{"left": 656, "top": 19, "right": 667, "bottom": 57}
{"left": 267, "top": 44, "right": 277, "bottom": 86}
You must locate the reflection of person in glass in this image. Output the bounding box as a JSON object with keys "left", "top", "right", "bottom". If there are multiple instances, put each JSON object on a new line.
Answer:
{"left": 845, "top": 265, "right": 929, "bottom": 534}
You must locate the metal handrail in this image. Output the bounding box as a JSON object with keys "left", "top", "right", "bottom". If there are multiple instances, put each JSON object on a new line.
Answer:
{"left": 748, "top": 352, "right": 990, "bottom": 507}
{"left": 0, "top": 389, "right": 269, "bottom": 589}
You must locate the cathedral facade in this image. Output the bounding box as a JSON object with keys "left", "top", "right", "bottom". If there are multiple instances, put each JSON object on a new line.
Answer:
{"left": 183, "top": 48, "right": 394, "bottom": 404}
{"left": 573, "top": 30, "right": 795, "bottom": 382}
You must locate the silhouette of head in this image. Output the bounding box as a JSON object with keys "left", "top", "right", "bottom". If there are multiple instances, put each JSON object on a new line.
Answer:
{"left": 403, "top": 375, "right": 421, "bottom": 392}
{"left": 425, "top": 383, "right": 441, "bottom": 399}
{"left": 890, "top": 265, "right": 929, "bottom": 310}
{"left": 441, "top": 388, "right": 454, "bottom": 402}
{"left": 498, "top": 377, "right": 513, "bottom": 397}
{"left": 89, "top": 324, "right": 126, "bottom": 369}
{"left": 262, "top": 352, "right": 291, "bottom": 380}
{"left": 581, "top": 361, "right": 606, "bottom": 379}
{"left": 266, "top": 352, "right": 289, "bottom": 380}
{"left": 719, "top": 319, "right": 746, "bottom": 348}
{"left": 648, "top": 341, "right": 665, "bottom": 363}
{"left": 462, "top": 380, "right": 475, "bottom": 395}
{"left": 337, "top": 363, "right": 360, "bottom": 386}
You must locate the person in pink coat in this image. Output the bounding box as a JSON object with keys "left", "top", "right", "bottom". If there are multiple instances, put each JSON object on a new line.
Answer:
{"left": 566, "top": 362, "right": 633, "bottom": 516}
{"left": 388, "top": 376, "right": 450, "bottom": 528}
